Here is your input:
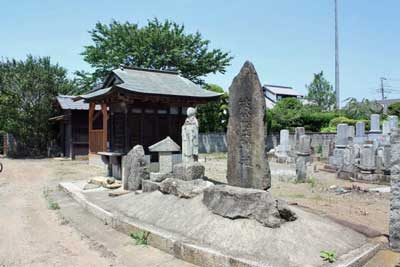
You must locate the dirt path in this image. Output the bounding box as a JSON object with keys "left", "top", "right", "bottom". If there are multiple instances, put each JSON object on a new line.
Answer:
{"left": 0, "top": 158, "right": 115, "bottom": 266}
{"left": 0, "top": 158, "right": 196, "bottom": 267}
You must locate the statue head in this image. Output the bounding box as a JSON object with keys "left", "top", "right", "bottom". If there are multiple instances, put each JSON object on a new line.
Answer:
{"left": 187, "top": 107, "right": 196, "bottom": 117}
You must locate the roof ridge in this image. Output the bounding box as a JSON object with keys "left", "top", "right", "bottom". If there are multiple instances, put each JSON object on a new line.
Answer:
{"left": 263, "top": 84, "right": 293, "bottom": 89}
{"left": 117, "top": 65, "right": 179, "bottom": 75}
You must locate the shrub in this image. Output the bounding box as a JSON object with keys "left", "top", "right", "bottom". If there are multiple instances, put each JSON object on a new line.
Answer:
{"left": 301, "top": 112, "right": 338, "bottom": 132}
{"left": 328, "top": 116, "right": 357, "bottom": 128}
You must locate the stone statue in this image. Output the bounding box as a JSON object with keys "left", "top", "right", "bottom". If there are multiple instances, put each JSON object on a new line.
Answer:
{"left": 182, "top": 107, "right": 199, "bottom": 163}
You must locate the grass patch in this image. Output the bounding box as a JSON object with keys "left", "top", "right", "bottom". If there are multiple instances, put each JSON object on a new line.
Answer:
{"left": 130, "top": 231, "right": 150, "bottom": 245}
{"left": 43, "top": 187, "right": 60, "bottom": 210}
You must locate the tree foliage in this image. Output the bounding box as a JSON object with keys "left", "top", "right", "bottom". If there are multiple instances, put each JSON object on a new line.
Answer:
{"left": 197, "top": 84, "right": 228, "bottom": 132}
{"left": 388, "top": 102, "right": 400, "bottom": 117}
{"left": 0, "top": 55, "right": 75, "bottom": 157}
{"left": 342, "top": 98, "right": 383, "bottom": 120}
{"left": 77, "top": 18, "right": 233, "bottom": 90}
{"left": 306, "top": 71, "right": 336, "bottom": 111}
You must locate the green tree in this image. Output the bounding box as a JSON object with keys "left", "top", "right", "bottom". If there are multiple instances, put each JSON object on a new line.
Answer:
{"left": 0, "top": 55, "right": 75, "bottom": 157}
{"left": 267, "top": 98, "right": 304, "bottom": 132}
{"left": 77, "top": 18, "right": 233, "bottom": 89}
{"left": 197, "top": 84, "right": 228, "bottom": 132}
{"left": 342, "top": 98, "right": 383, "bottom": 120}
{"left": 388, "top": 102, "right": 400, "bottom": 117}
{"left": 306, "top": 71, "right": 336, "bottom": 111}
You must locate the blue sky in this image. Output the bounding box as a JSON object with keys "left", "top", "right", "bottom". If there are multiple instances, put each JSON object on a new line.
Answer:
{"left": 1, "top": 0, "right": 399, "bottom": 103}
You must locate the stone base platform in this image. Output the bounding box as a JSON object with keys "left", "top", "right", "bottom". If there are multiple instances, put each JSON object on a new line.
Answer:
{"left": 59, "top": 181, "right": 381, "bottom": 267}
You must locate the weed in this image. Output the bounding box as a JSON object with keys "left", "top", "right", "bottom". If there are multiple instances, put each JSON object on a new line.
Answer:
{"left": 307, "top": 176, "right": 316, "bottom": 188}
{"left": 43, "top": 187, "right": 60, "bottom": 210}
{"left": 320, "top": 250, "right": 336, "bottom": 263}
{"left": 317, "top": 144, "right": 323, "bottom": 154}
{"left": 48, "top": 200, "right": 60, "bottom": 210}
{"left": 130, "top": 231, "right": 150, "bottom": 245}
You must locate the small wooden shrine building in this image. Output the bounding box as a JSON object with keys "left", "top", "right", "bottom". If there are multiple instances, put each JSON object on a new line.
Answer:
{"left": 75, "top": 66, "right": 221, "bottom": 159}
{"left": 50, "top": 95, "right": 102, "bottom": 159}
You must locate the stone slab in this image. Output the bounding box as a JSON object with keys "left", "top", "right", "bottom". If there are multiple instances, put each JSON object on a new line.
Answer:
{"left": 142, "top": 180, "right": 161, "bottom": 193}
{"left": 173, "top": 163, "right": 205, "bottom": 181}
{"left": 203, "top": 185, "right": 296, "bottom": 228}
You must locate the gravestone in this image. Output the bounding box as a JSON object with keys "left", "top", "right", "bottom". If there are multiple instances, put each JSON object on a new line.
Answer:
{"left": 296, "top": 135, "right": 311, "bottom": 182}
{"left": 279, "top": 129, "right": 290, "bottom": 151}
{"left": 295, "top": 127, "right": 305, "bottom": 151}
{"left": 226, "top": 61, "right": 271, "bottom": 189}
{"left": 389, "top": 115, "right": 399, "bottom": 131}
{"left": 123, "top": 145, "right": 150, "bottom": 190}
{"left": 356, "top": 121, "right": 366, "bottom": 137}
{"left": 370, "top": 114, "right": 381, "bottom": 133}
{"left": 276, "top": 129, "right": 290, "bottom": 162}
{"left": 390, "top": 128, "right": 400, "bottom": 251}
{"left": 359, "top": 143, "right": 375, "bottom": 171}
{"left": 336, "top": 124, "right": 349, "bottom": 147}
{"left": 383, "top": 121, "right": 391, "bottom": 135}
{"left": 355, "top": 121, "right": 367, "bottom": 144}
{"left": 347, "top": 125, "right": 355, "bottom": 139}
{"left": 182, "top": 107, "right": 199, "bottom": 163}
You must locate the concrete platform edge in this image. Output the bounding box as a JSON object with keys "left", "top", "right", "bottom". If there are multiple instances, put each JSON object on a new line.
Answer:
{"left": 59, "top": 182, "right": 380, "bottom": 267}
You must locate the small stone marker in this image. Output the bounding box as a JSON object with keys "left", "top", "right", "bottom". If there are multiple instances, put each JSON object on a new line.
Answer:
{"left": 149, "top": 136, "right": 180, "bottom": 173}
{"left": 370, "top": 114, "right": 381, "bottom": 133}
{"left": 182, "top": 107, "right": 199, "bottom": 163}
{"left": 123, "top": 145, "right": 150, "bottom": 190}
{"left": 226, "top": 61, "right": 271, "bottom": 190}
{"left": 390, "top": 128, "right": 400, "bottom": 251}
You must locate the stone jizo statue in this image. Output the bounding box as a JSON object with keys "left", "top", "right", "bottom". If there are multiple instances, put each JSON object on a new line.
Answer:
{"left": 182, "top": 107, "right": 199, "bottom": 163}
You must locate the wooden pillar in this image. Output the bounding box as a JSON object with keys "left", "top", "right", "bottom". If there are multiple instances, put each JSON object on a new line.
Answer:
{"left": 88, "top": 103, "right": 95, "bottom": 153}
{"left": 101, "top": 103, "right": 108, "bottom": 151}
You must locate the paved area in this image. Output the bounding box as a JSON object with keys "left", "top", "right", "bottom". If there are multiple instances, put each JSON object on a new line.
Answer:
{"left": 0, "top": 158, "right": 195, "bottom": 267}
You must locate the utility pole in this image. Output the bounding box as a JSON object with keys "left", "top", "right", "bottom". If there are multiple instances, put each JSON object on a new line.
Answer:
{"left": 380, "top": 77, "right": 387, "bottom": 100}
{"left": 335, "top": 0, "right": 340, "bottom": 109}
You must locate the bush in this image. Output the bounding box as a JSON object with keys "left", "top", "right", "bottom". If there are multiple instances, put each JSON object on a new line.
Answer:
{"left": 328, "top": 116, "right": 357, "bottom": 128}
{"left": 301, "top": 111, "right": 337, "bottom": 132}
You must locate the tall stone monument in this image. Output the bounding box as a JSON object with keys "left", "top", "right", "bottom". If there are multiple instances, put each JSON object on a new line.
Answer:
{"left": 226, "top": 61, "right": 271, "bottom": 189}
{"left": 182, "top": 107, "right": 199, "bottom": 163}
{"left": 390, "top": 128, "right": 400, "bottom": 251}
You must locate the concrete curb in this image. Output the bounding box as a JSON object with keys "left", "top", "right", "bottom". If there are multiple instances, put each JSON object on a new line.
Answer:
{"left": 59, "top": 182, "right": 380, "bottom": 267}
